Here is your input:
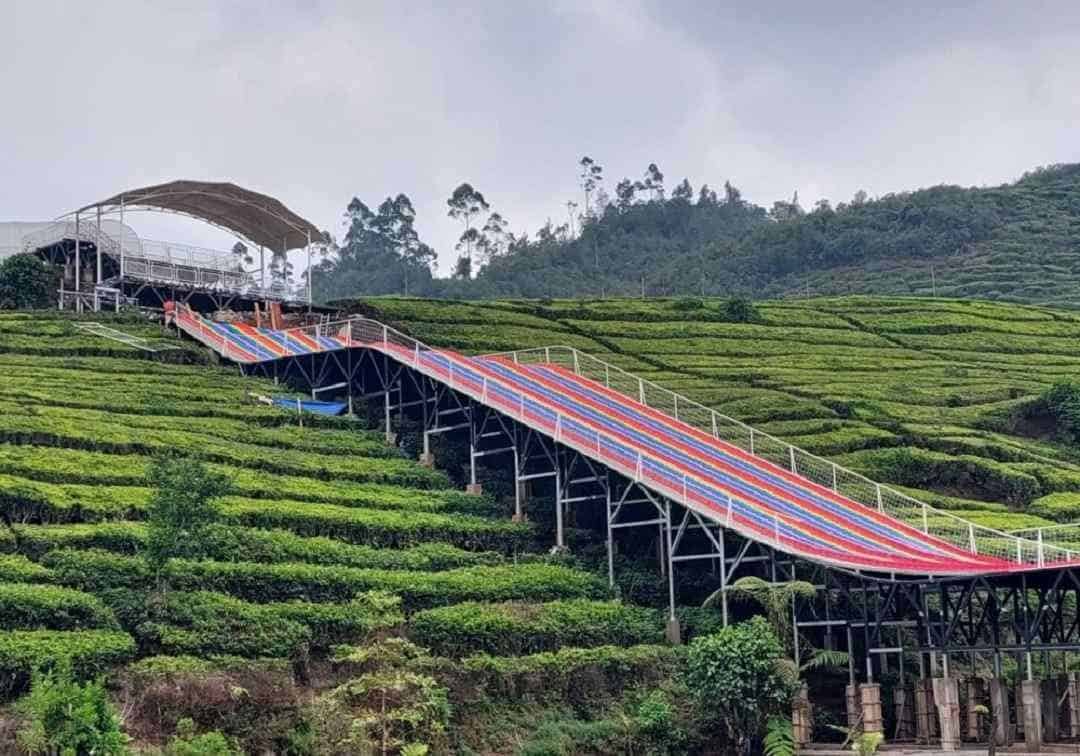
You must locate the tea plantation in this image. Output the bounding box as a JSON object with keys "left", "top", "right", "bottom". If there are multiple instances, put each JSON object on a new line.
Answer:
{"left": 360, "top": 295, "right": 1080, "bottom": 533}
{"left": 0, "top": 311, "right": 682, "bottom": 752}
{"left": 6, "top": 296, "right": 1080, "bottom": 751}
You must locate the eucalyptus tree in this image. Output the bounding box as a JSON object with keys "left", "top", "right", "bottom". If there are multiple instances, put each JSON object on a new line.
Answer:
{"left": 447, "top": 183, "right": 489, "bottom": 279}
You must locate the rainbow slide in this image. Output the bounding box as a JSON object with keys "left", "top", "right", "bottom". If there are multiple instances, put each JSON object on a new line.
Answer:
{"left": 168, "top": 303, "right": 1063, "bottom": 577}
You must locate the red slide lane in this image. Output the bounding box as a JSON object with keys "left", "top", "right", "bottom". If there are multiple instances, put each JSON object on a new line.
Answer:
{"left": 529, "top": 362, "right": 997, "bottom": 569}
{"left": 429, "top": 350, "right": 988, "bottom": 574}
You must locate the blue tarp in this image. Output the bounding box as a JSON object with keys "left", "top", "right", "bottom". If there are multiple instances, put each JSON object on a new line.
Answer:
{"left": 272, "top": 397, "right": 348, "bottom": 416}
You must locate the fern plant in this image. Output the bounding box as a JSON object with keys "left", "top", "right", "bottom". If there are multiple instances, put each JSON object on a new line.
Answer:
{"left": 764, "top": 716, "right": 795, "bottom": 756}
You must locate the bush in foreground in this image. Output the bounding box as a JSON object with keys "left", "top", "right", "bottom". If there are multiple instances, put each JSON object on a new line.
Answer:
{"left": 685, "top": 617, "right": 796, "bottom": 751}
{"left": 16, "top": 661, "right": 129, "bottom": 755}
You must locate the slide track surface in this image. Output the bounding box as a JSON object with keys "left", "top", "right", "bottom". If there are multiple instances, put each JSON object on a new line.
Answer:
{"left": 168, "top": 304, "right": 1076, "bottom": 578}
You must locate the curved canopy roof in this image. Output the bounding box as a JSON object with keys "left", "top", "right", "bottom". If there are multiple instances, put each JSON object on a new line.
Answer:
{"left": 75, "top": 180, "right": 325, "bottom": 252}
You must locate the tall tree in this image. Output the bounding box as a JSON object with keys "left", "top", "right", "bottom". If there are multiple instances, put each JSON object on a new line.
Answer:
{"left": 615, "top": 179, "right": 637, "bottom": 210}
{"left": 770, "top": 191, "right": 805, "bottom": 222}
{"left": 231, "top": 241, "right": 253, "bottom": 272}
{"left": 698, "top": 184, "right": 719, "bottom": 206}
{"left": 672, "top": 178, "right": 693, "bottom": 202}
{"left": 724, "top": 180, "right": 742, "bottom": 206}
{"left": 447, "top": 183, "right": 489, "bottom": 279}
{"left": 642, "top": 163, "right": 665, "bottom": 201}
{"left": 375, "top": 193, "right": 436, "bottom": 295}
{"left": 477, "top": 211, "right": 510, "bottom": 267}
{"left": 579, "top": 156, "right": 604, "bottom": 217}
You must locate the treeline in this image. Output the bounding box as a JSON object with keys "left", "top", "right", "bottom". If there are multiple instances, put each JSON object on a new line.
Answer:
{"left": 311, "top": 161, "right": 1080, "bottom": 301}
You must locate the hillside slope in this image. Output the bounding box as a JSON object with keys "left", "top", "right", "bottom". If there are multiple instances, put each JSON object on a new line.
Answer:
{"left": 361, "top": 295, "right": 1080, "bottom": 531}
{"left": 0, "top": 311, "right": 678, "bottom": 752}
{"left": 361, "top": 163, "right": 1079, "bottom": 305}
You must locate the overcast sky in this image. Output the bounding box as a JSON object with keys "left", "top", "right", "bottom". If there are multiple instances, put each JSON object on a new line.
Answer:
{"left": 3, "top": 1, "right": 1079, "bottom": 274}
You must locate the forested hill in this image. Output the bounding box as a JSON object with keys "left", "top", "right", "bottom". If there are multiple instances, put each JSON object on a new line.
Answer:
{"left": 313, "top": 163, "right": 1080, "bottom": 306}
{"left": 472, "top": 163, "right": 1080, "bottom": 303}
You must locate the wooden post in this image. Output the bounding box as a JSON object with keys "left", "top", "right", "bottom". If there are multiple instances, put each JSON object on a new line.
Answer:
{"left": 915, "top": 678, "right": 938, "bottom": 744}
{"left": 860, "top": 683, "right": 883, "bottom": 736}
{"left": 966, "top": 678, "right": 986, "bottom": 741}
{"left": 792, "top": 684, "right": 812, "bottom": 747}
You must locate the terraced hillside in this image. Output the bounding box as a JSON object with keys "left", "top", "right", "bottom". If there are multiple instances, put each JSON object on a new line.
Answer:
{"left": 361, "top": 295, "right": 1080, "bottom": 534}
{"left": 0, "top": 311, "right": 684, "bottom": 752}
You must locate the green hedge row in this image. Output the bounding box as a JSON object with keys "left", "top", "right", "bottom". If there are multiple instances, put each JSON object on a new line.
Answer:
{"left": 0, "top": 553, "right": 54, "bottom": 583}
{"left": 0, "top": 445, "right": 492, "bottom": 514}
{"left": 44, "top": 550, "right": 608, "bottom": 610}
{"left": 0, "top": 630, "right": 136, "bottom": 699}
{"left": 0, "top": 582, "right": 118, "bottom": 631}
{"left": 0, "top": 477, "right": 524, "bottom": 551}
{"left": 1028, "top": 492, "right": 1080, "bottom": 523}
{"left": 409, "top": 599, "right": 662, "bottom": 657}
{"left": 14, "top": 522, "right": 502, "bottom": 571}
{"left": 836, "top": 447, "right": 1043, "bottom": 505}
{"left": 0, "top": 413, "right": 446, "bottom": 487}
{"left": 218, "top": 496, "right": 531, "bottom": 552}
{"left": 451, "top": 644, "right": 681, "bottom": 705}
{"left": 0, "top": 396, "right": 399, "bottom": 459}
{"left": 110, "top": 589, "right": 402, "bottom": 657}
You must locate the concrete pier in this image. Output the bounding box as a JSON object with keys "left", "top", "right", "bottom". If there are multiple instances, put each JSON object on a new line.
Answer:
{"left": 932, "top": 677, "right": 960, "bottom": 752}
{"left": 988, "top": 677, "right": 1009, "bottom": 746}
{"left": 1022, "top": 679, "right": 1042, "bottom": 751}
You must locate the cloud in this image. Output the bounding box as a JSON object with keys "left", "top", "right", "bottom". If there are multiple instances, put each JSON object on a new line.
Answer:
{"left": 2, "top": 0, "right": 1078, "bottom": 277}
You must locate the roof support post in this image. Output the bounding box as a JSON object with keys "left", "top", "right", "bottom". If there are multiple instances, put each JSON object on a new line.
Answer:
{"left": 119, "top": 195, "right": 125, "bottom": 279}
{"left": 306, "top": 230, "right": 312, "bottom": 307}
{"left": 95, "top": 205, "right": 102, "bottom": 290}
{"left": 73, "top": 212, "right": 81, "bottom": 312}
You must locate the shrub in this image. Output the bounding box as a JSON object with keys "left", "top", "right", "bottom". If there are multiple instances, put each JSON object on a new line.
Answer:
{"left": 0, "top": 254, "right": 57, "bottom": 310}
{"left": 16, "top": 661, "right": 129, "bottom": 755}
{"left": 165, "top": 718, "right": 241, "bottom": 756}
{"left": 145, "top": 456, "right": 230, "bottom": 579}
{"left": 13, "top": 522, "right": 503, "bottom": 571}
{"left": 118, "top": 656, "right": 302, "bottom": 752}
{"left": 320, "top": 639, "right": 450, "bottom": 754}
{"left": 43, "top": 549, "right": 605, "bottom": 610}
{"left": 409, "top": 599, "right": 662, "bottom": 656}
{"left": 0, "top": 630, "right": 136, "bottom": 700}
{"left": 455, "top": 644, "right": 681, "bottom": 706}
{"left": 721, "top": 298, "right": 762, "bottom": 323}
{"left": 1029, "top": 492, "right": 1080, "bottom": 523}
{"left": 684, "top": 616, "right": 797, "bottom": 749}
{"left": 0, "top": 553, "right": 55, "bottom": 583}
{"left": 1043, "top": 381, "right": 1080, "bottom": 443}
{"left": 0, "top": 582, "right": 118, "bottom": 630}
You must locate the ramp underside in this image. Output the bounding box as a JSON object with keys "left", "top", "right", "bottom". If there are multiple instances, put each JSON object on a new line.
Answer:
{"left": 169, "top": 306, "right": 1060, "bottom": 578}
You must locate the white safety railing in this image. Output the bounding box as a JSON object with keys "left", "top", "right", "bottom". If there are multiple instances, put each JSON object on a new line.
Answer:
{"left": 25, "top": 223, "right": 304, "bottom": 302}
{"left": 176, "top": 304, "right": 1076, "bottom": 573}
{"left": 481, "top": 344, "right": 1076, "bottom": 571}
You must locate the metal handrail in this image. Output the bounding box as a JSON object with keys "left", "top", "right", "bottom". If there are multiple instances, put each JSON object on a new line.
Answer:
{"left": 285, "top": 311, "right": 1071, "bottom": 565}
{"left": 485, "top": 344, "right": 1075, "bottom": 568}
{"left": 176, "top": 304, "right": 1076, "bottom": 571}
